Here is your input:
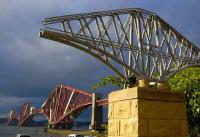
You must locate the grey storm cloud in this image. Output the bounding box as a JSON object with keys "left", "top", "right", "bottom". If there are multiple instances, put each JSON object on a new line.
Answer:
{"left": 0, "top": 0, "right": 199, "bottom": 117}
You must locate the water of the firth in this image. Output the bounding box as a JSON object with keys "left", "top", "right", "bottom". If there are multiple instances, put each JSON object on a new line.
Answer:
{"left": 0, "top": 125, "right": 69, "bottom": 137}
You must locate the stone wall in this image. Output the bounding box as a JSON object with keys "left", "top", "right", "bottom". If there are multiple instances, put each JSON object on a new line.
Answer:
{"left": 108, "top": 87, "right": 188, "bottom": 137}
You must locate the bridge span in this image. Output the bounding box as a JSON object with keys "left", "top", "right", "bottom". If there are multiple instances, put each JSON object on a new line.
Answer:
{"left": 8, "top": 85, "right": 108, "bottom": 130}
{"left": 40, "top": 8, "right": 200, "bottom": 88}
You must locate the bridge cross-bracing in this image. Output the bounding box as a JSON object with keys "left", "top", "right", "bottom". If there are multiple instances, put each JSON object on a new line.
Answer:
{"left": 41, "top": 85, "right": 93, "bottom": 128}
{"left": 18, "top": 102, "right": 33, "bottom": 126}
{"left": 41, "top": 85, "right": 107, "bottom": 128}
{"left": 40, "top": 8, "right": 200, "bottom": 82}
{"left": 14, "top": 85, "right": 107, "bottom": 128}
{"left": 17, "top": 102, "right": 42, "bottom": 126}
{"left": 7, "top": 109, "right": 18, "bottom": 125}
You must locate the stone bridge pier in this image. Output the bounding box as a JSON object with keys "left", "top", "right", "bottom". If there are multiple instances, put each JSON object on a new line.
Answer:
{"left": 108, "top": 87, "right": 188, "bottom": 137}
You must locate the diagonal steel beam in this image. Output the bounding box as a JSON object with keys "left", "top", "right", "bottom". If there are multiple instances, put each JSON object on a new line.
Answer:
{"left": 40, "top": 8, "right": 200, "bottom": 82}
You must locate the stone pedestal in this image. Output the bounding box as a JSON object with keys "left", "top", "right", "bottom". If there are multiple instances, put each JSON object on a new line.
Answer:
{"left": 108, "top": 87, "right": 188, "bottom": 137}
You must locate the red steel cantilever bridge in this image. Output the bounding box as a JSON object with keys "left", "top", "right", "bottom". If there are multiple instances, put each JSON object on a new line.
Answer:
{"left": 8, "top": 85, "right": 108, "bottom": 129}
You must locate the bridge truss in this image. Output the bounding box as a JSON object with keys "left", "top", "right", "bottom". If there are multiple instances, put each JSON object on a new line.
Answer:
{"left": 9, "top": 85, "right": 107, "bottom": 128}
{"left": 41, "top": 85, "right": 93, "bottom": 128}
{"left": 18, "top": 102, "right": 42, "bottom": 126}
{"left": 40, "top": 8, "right": 200, "bottom": 82}
{"left": 8, "top": 109, "right": 18, "bottom": 125}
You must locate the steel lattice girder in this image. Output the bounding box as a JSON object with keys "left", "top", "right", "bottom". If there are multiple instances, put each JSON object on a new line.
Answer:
{"left": 18, "top": 102, "right": 32, "bottom": 126}
{"left": 40, "top": 8, "right": 200, "bottom": 82}
{"left": 17, "top": 103, "right": 43, "bottom": 126}
{"left": 41, "top": 85, "right": 93, "bottom": 125}
{"left": 7, "top": 109, "right": 18, "bottom": 125}
{"left": 12, "top": 85, "right": 107, "bottom": 127}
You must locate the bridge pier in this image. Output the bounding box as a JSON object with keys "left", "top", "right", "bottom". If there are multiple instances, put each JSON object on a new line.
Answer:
{"left": 90, "top": 93, "right": 103, "bottom": 131}
{"left": 108, "top": 87, "right": 188, "bottom": 137}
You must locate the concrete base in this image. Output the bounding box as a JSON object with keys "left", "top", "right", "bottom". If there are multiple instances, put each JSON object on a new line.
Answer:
{"left": 108, "top": 87, "right": 188, "bottom": 137}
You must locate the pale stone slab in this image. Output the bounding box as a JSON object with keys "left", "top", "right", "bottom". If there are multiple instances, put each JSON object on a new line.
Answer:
{"left": 114, "top": 100, "right": 131, "bottom": 119}
{"left": 138, "top": 119, "right": 148, "bottom": 136}
{"left": 148, "top": 119, "right": 171, "bottom": 136}
{"left": 108, "top": 102, "right": 114, "bottom": 119}
{"left": 108, "top": 119, "right": 120, "bottom": 136}
{"left": 120, "top": 118, "right": 138, "bottom": 136}
{"left": 109, "top": 88, "right": 138, "bottom": 102}
{"left": 181, "top": 120, "right": 189, "bottom": 136}
{"left": 170, "top": 120, "right": 181, "bottom": 136}
{"left": 138, "top": 100, "right": 187, "bottom": 119}
{"left": 130, "top": 100, "right": 138, "bottom": 118}
{"left": 109, "top": 87, "right": 186, "bottom": 102}
{"left": 137, "top": 88, "right": 186, "bottom": 102}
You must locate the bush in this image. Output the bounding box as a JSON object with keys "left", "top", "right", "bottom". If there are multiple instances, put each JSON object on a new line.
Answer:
{"left": 169, "top": 67, "right": 200, "bottom": 137}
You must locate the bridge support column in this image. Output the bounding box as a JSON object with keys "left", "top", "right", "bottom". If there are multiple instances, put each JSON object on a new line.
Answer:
{"left": 90, "top": 93, "right": 103, "bottom": 131}
{"left": 108, "top": 87, "right": 188, "bottom": 137}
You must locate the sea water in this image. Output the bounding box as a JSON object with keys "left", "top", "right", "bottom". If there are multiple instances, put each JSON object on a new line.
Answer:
{"left": 0, "top": 125, "right": 68, "bottom": 137}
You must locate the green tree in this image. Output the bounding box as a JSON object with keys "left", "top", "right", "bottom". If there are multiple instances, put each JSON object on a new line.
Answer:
{"left": 91, "top": 75, "right": 124, "bottom": 90}
{"left": 169, "top": 67, "right": 200, "bottom": 137}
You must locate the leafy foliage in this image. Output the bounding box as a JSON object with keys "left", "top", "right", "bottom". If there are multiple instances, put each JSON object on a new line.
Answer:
{"left": 169, "top": 67, "right": 200, "bottom": 136}
{"left": 91, "top": 75, "right": 124, "bottom": 90}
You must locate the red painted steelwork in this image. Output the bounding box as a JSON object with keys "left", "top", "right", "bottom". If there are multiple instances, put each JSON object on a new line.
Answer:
{"left": 7, "top": 109, "right": 18, "bottom": 125}
{"left": 17, "top": 103, "right": 43, "bottom": 126}
{"left": 10, "top": 85, "right": 108, "bottom": 127}
{"left": 97, "top": 99, "right": 108, "bottom": 106}
{"left": 18, "top": 102, "right": 32, "bottom": 126}
{"left": 41, "top": 85, "right": 93, "bottom": 126}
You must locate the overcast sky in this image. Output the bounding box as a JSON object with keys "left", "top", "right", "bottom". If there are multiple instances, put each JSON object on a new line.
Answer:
{"left": 0, "top": 0, "right": 199, "bottom": 120}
